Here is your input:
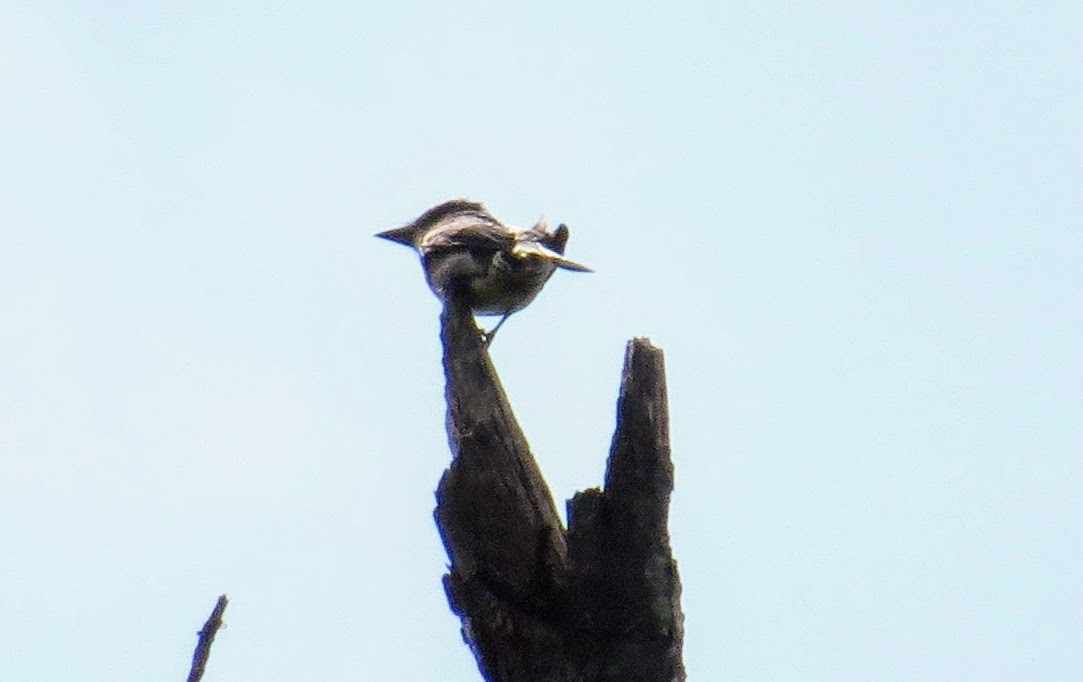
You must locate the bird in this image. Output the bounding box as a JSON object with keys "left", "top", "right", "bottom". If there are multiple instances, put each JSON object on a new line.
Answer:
{"left": 376, "top": 199, "right": 592, "bottom": 344}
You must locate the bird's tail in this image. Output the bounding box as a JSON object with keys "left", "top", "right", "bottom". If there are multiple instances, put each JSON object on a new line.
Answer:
{"left": 552, "top": 255, "right": 594, "bottom": 272}
{"left": 512, "top": 240, "right": 593, "bottom": 272}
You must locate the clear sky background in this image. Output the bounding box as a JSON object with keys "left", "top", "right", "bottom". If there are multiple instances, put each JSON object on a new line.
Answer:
{"left": 2, "top": 2, "right": 1080, "bottom": 680}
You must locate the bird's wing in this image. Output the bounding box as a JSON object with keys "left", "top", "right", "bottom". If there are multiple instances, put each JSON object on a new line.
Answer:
{"left": 418, "top": 215, "right": 514, "bottom": 254}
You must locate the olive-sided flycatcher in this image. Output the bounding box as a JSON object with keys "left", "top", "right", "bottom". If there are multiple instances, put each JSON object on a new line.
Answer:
{"left": 376, "top": 199, "right": 591, "bottom": 344}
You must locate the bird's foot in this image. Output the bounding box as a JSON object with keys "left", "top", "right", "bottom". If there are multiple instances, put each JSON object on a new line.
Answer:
{"left": 478, "top": 315, "right": 510, "bottom": 347}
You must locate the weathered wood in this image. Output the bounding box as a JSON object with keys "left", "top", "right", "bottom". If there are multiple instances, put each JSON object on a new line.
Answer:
{"left": 434, "top": 296, "right": 684, "bottom": 681}
{"left": 565, "top": 338, "right": 684, "bottom": 681}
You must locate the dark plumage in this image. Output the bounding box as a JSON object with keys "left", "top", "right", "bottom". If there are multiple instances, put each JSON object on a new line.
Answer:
{"left": 376, "top": 199, "right": 592, "bottom": 343}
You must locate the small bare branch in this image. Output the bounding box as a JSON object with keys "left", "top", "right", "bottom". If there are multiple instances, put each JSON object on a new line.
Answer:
{"left": 186, "top": 594, "right": 229, "bottom": 682}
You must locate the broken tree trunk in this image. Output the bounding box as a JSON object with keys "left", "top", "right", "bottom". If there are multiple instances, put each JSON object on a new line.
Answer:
{"left": 435, "top": 296, "right": 684, "bottom": 681}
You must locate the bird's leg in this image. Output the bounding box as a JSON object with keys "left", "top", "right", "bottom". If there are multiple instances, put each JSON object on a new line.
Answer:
{"left": 481, "top": 314, "right": 511, "bottom": 347}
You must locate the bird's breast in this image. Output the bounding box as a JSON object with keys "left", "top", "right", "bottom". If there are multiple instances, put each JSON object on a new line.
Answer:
{"left": 422, "top": 250, "right": 557, "bottom": 316}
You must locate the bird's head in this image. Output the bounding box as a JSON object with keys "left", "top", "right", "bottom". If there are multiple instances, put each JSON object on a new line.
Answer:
{"left": 376, "top": 198, "right": 489, "bottom": 249}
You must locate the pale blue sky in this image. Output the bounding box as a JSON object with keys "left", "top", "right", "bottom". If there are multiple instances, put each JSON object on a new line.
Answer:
{"left": 2, "top": 2, "right": 1080, "bottom": 680}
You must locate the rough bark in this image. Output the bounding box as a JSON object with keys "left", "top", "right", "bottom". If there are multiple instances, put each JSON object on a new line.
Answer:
{"left": 435, "top": 297, "right": 684, "bottom": 681}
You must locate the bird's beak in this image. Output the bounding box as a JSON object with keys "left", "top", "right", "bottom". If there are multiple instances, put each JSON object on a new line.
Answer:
{"left": 375, "top": 225, "right": 419, "bottom": 246}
